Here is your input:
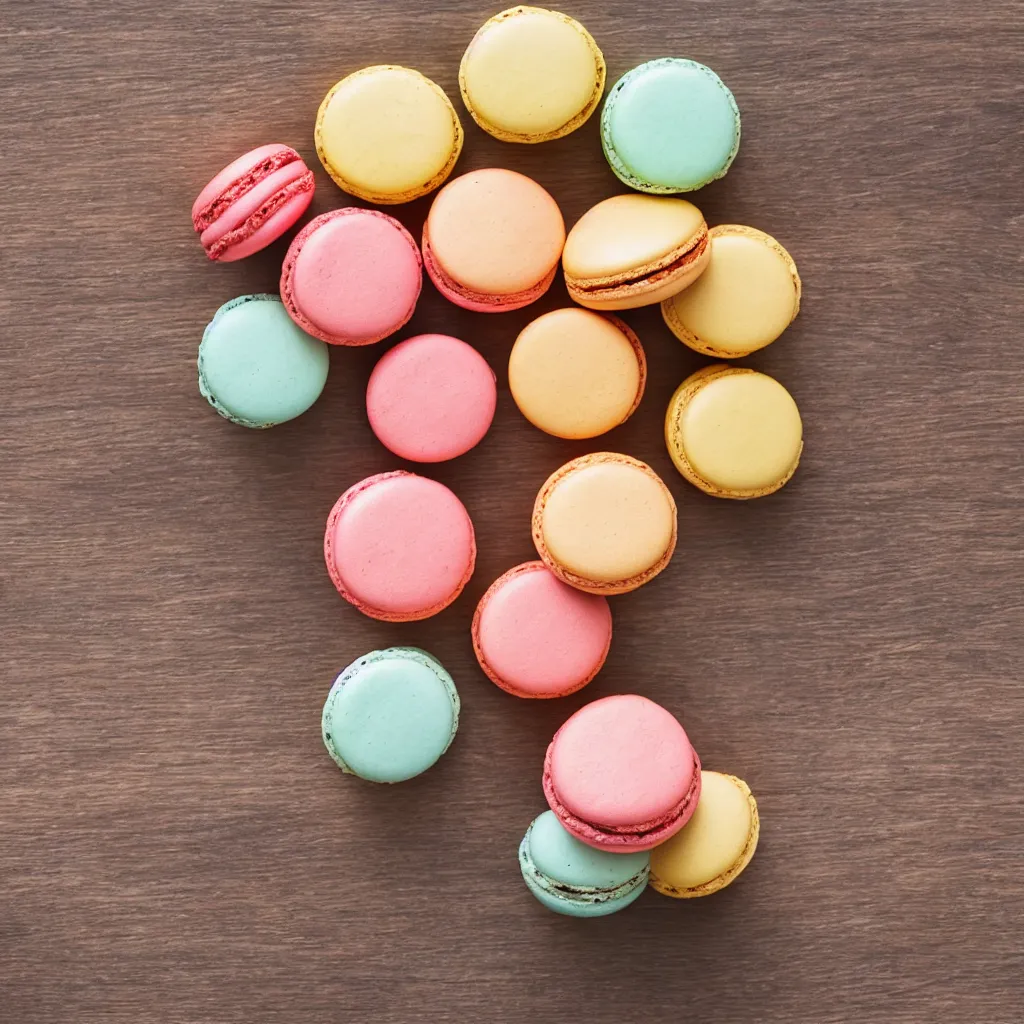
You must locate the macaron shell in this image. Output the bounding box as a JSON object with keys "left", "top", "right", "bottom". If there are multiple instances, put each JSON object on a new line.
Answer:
{"left": 315, "top": 66, "right": 463, "bottom": 204}
{"left": 509, "top": 309, "right": 646, "bottom": 439}
{"left": 459, "top": 7, "right": 605, "bottom": 143}
{"left": 662, "top": 225, "right": 801, "bottom": 357}
{"left": 665, "top": 366, "right": 803, "bottom": 497}
{"left": 473, "top": 562, "right": 612, "bottom": 698}
{"left": 366, "top": 334, "right": 497, "bottom": 462}
{"left": 192, "top": 144, "right": 298, "bottom": 224}
{"left": 649, "top": 772, "right": 760, "bottom": 897}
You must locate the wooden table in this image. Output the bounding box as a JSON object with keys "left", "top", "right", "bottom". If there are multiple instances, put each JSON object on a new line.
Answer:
{"left": 3, "top": 1, "right": 1020, "bottom": 1020}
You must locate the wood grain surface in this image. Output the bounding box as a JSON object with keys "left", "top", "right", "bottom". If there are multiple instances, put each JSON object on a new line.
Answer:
{"left": 2, "top": 1, "right": 1021, "bottom": 1020}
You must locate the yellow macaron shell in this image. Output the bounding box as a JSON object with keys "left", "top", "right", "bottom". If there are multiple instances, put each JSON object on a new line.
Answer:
{"left": 315, "top": 66, "right": 463, "bottom": 203}
{"left": 540, "top": 459, "right": 674, "bottom": 582}
{"left": 650, "top": 772, "right": 759, "bottom": 897}
{"left": 662, "top": 225, "right": 801, "bottom": 357}
{"left": 666, "top": 367, "right": 803, "bottom": 497}
{"left": 460, "top": 7, "right": 605, "bottom": 143}
{"left": 509, "top": 308, "right": 645, "bottom": 438}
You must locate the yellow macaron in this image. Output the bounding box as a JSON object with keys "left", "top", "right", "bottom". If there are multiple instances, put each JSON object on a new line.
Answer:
{"left": 665, "top": 365, "right": 803, "bottom": 498}
{"left": 315, "top": 65, "right": 463, "bottom": 204}
{"left": 509, "top": 308, "right": 646, "bottom": 439}
{"left": 650, "top": 771, "right": 760, "bottom": 898}
{"left": 662, "top": 224, "right": 801, "bottom": 357}
{"left": 459, "top": 6, "right": 606, "bottom": 143}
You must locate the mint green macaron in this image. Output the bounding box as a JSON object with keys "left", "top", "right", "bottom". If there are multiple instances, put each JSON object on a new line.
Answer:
{"left": 198, "top": 294, "right": 330, "bottom": 428}
{"left": 601, "top": 58, "right": 740, "bottom": 194}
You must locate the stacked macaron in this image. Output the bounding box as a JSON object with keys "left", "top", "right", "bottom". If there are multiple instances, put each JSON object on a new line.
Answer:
{"left": 188, "top": 6, "right": 808, "bottom": 914}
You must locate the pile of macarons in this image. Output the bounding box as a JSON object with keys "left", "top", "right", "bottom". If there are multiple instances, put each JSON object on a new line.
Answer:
{"left": 193, "top": 6, "right": 803, "bottom": 916}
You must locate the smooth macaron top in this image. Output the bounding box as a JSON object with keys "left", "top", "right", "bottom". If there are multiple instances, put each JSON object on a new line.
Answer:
{"left": 459, "top": 6, "right": 605, "bottom": 143}
{"left": 666, "top": 366, "right": 803, "bottom": 497}
{"left": 198, "top": 294, "right": 329, "bottom": 428}
{"left": 602, "top": 58, "right": 740, "bottom": 193}
{"left": 281, "top": 208, "right": 422, "bottom": 346}
{"left": 473, "top": 562, "right": 612, "bottom": 697}
{"left": 509, "top": 308, "right": 646, "bottom": 439}
{"left": 325, "top": 471, "right": 476, "bottom": 620}
{"left": 366, "top": 334, "right": 497, "bottom": 462}
{"left": 662, "top": 225, "right": 801, "bottom": 357}
{"left": 321, "top": 647, "right": 459, "bottom": 783}
{"left": 315, "top": 66, "right": 463, "bottom": 204}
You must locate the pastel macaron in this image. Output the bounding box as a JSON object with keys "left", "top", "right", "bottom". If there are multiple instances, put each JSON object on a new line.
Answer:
{"left": 662, "top": 225, "right": 802, "bottom": 357}
{"left": 602, "top": 58, "right": 740, "bottom": 194}
{"left": 322, "top": 647, "right": 459, "bottom": 783}
{"left": 459, "top": 6, "right": 605, "bottom": 143}
{"left": 191, "top": 144, "right": 315, "bottom": 261}
{"left": 544, "top": 694, "right": 702, "bottom": 852}
{"left": 472, "top": 562, "right": 612, "bottom": 698}
{"left": 562, "top": 195, "right": 709, "bottom": 310}
{"left": 509, "top": 308, "right": 646, "bottom": 439}
{"left": 315, "top": 65, "right": 463, "bottom": 204}
{"left": 198, "top": 294, "right": 329, "bottom": 428}
{"left": 281, "top": 208, "right": 422, "bottom": 346}
{"left": 423, "top": 168, "right": 565, "bottom": 312}
{"left": 665, "top": 366, "right": 803, "bottom": 498}
{"left": 324, "top": 471, "right": 476, "bottom": 621}
{"left": 519, "top": 810, "right": 650, "bottom": 917}
{"left": 533, "top": 453, "right": 677, "bottom": 595}
{"left": 367, "top": 334, "right": 497, "bottom": 462}
{"left": 650, "top": 771, "right": 759, "bottom": 897}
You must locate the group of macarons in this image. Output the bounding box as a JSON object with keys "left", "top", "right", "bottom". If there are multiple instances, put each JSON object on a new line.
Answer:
{"left": 193, "top": 6, "right": 803, "bottom": 916}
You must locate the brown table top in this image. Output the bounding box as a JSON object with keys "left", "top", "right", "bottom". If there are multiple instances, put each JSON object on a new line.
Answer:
{"left": 2, "top": 1, "right": 1021, "bottom": 1021}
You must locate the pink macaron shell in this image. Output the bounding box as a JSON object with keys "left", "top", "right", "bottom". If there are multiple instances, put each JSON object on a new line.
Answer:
{"left": 367, "top": 334, "right": 496, "bottom": 462}
{"left": 474, "top": 563, "right": 611, "bottom": 697}
{"left": 212, "top": 191, "right": 314, "bottom": 262}
{"left": 191, "top": 143, "right": 293, "bottom": 223}
{"left": 282, "top": 209, "right": 422, "bottom": 346}
{"left": 324, "top": 471, "right": 475, "bottom": 621}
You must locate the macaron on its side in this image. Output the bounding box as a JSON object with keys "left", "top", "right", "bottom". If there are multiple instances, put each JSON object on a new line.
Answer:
{"left": 321, "top": 647, "right": 460, "bottom": 783}
{"left": 192, "top": 144, "right": 315, "bottom": 261}
{"left": 664, "top": 365, "right": 803, "bottom": 498}
{"left": 649, "top": 772, "right": 760, "bottom": 897}
{"left": 662, "top": 225, "right": 802, "bottom": 358}
{"left": 459, "top": 6, "right": 606, "bottom": 144}
{"left": 315, "top": 65, "right": 464, "bottom": 204}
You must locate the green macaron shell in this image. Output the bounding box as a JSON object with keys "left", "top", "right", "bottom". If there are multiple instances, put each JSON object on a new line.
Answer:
{"left": 601, "top": 58, "right": 740, "bottom": 194}
{"left": 198, "top": 293, "right": 330, "bottom": 428}
{"left": 321, "top": 647, "right": 460, "bottom": 784}
{"left": 519, "top": 811, "right": 650, "bottom": 917}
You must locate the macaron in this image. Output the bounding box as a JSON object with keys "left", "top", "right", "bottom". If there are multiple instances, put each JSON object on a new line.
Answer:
{"left": 324, "top": 471, "right": 476, "bottom": 621}
{"left": 281, "top": 208, "right": 422, "bottom": 346}
{"left": 662, "top": 225, "right": 802, "bottom": 357}
{"left": 197, "top": 294, "right": 329, "bottom": 428}
{"left": 650, "top": 771, "right": 760, "bottom": 897}
{"left": 472, "top": 562, "right": 612, "bottom": 698}
{"left": 509, "top": 308, "right": 646, "bottom": 439}
{"left": 459, "top": 6, "right": 605, "bottom": 144}
{"left": 315, "top": 65, "right": 463, "bottom": 204}
{"left": 665, "top": 366, "right": 803, "bottom": 498}
{"left": 544, "top": 694, "right": 702, "bottom": 852}
{"left": 367, "top": 334, "right": 496, "bottom": 462}
{"left": 562, "top": 194, "right": 709, "bottom": 310}
{"left": 322, "top": 647, "right": 459, "bottom": 783}
{"left": 423, "top": 168, "right": 565, "bottom": 312}
{"left": 601, "top": 58, "right": 740, "bottom": 194}
{"left": 533, "top": 453, "right": 677, "bottom": 595}
{"left": 519, "top": 810, "right": 650, "bottom": 916}
{"left": 191, "top": 144, "right": 315, "bottom": 261}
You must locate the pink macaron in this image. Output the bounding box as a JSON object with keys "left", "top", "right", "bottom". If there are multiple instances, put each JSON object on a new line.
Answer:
{"left": 281, "top": 208, "right": 422, "bottom": 346}
{"left": 324, "top": 471, "right": 476, "bottom": 622}
{"left": 191, "top": 144, "right": 315, "bottom": 262}
{"left": 472, "top": 562, "right": 612, "bottom": 698}
{"left": 543, "top": 694, "right": 702, "bottom": 852}
{"left": 366, "top": 334, "right": 496, "bottom": 462}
